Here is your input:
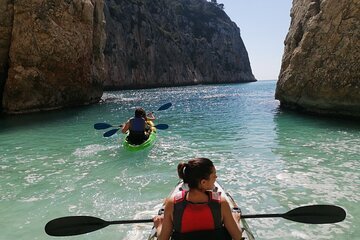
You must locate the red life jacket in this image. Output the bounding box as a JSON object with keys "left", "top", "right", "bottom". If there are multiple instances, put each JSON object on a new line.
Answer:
{"left": 173, "top": 190, "right": 222, "bottom": 234}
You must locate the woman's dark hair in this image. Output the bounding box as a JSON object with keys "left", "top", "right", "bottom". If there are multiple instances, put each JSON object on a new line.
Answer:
{"left": 177, "top": 158, "right": 214, "bottom": 189}
{"left": 135, "top": 107, "right": 146, "bottom": 118}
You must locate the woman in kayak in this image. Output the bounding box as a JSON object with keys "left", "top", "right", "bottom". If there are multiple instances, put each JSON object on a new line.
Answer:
{"left": 122, "top": 107, "right": 153, "bottom": 145}
{"left": 153, "top": 158, "right": 242, "bottom": 240}
{"left": 142, "top": 110, "right": 156, "bottom": 134}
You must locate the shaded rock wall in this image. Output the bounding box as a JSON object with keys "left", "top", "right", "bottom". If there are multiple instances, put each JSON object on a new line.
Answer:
{"left": 0, "top": 0, "right": 13, "bottom": 108}
{"left": 0, "top": 0, "right": 255, "bottom": 114}
{"left": 276, "top": 0, "right": 360, "bottom": 118}
{"left": 1, "top": 0, "right": 105, "bottom": 114}
{"left": 103, "top": 0, "right": 255, "bottom": 89}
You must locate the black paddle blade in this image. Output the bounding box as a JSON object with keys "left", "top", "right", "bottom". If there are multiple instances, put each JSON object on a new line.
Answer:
{"left": 155, "top": 124, "right": 169, "bottom": 130}
{"left": 94, "top": 123, "right": 113, "bottom": 130}
{"left": 157, "top": 102, "right": 172, "bottom": 111}
{"left": 284, "top": 205, "right": 346, "bottom": 224}
{"left": 45, "top": 216, "right": 109, "bottom": 236}
{"left": 103, "top": 128, "right": 120, "bottom": 137}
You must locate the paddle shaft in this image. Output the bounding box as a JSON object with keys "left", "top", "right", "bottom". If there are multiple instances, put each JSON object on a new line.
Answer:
{"left": 94, "top": 102, "right": 171, "bottom": 131}
{"left": 109, "top": 209, "right": 344, "bottom": 222}
{"left": 109, "top": 219, "right": 153, "bottom": 224}
{"left": 103, "top": 123, "right": 168, "bottom": 137}
{"left": 242, "top": 213, "right": 282, "bottom": 219}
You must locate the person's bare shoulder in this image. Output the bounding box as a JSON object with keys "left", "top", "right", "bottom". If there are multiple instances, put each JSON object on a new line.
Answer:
{"left": 165, "top": 197, "right": 175, "bottom": 206}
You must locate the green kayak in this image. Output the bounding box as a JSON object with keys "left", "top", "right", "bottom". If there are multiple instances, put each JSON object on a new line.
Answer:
{"left": 148, "top": 181, "right": 255, "bottom": 240}
{"left": 123, "top": 129, "right": 156, "bottom": 151}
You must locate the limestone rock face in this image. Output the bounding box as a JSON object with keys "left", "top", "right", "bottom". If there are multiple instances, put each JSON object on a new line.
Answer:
{"left": 0, "top": 0, "right": 255, "bottom": 114}
{"left": 1, "top": 0, "right": 106, "bottom": 114}
{"left": 103, "top": 0, "right": 255, "bottom": 89}
{"left": 0, "top": 0, "right": 13, "bottom": 105}
{"left": 276, "top": 0, "right": 360, "bottom": 117}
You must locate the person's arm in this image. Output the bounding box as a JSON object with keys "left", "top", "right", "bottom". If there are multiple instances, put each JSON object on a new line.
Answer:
{"left": 221, "top": 197, "right": 242, "bottom": 240}
{"left": 121, "top": 121, "right": 130, "bottom": 134}
{"left": 144, "top": 121, "right": 151, "bottom": 131}
{"left": 147, "top": 112, "right": 156, "bottom": 120}
{"left": 154, "top": 198, "right": 174, "bottom": 240}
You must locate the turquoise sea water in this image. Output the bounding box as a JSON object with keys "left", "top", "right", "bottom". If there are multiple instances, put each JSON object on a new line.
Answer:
{"left": 0, "top": 80, "right": 359, "bottom": 240}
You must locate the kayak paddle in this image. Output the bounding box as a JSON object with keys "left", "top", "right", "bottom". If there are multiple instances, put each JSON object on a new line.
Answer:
{"left": 94, "top": 123, "right": 119, "bottom": 130}
{"left": 45, "top": 204, "right": 346, "bottom": 237}
{"left": 156, "top": 102, "right": 172, "bottom": 111}
{"left": 153, "top": 123, "right": 169, "bottom": 130}
{"left": 94, "top": 102, "right": 172, "bottom": 131}
{"left": 103, "top": 124, "right": 169, "bottom": 137}
{"left": 242, "top": 204, "right": 346, "bottom": 224}
{"left": 103, "top": 128, "right": 120, "bottom": 137}
{"left": 45, "top": 216, "right": 153, "bottom": 236}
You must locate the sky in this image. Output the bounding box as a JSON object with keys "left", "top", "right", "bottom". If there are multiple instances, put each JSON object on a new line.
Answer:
{"left": 218, "top": 1, "right": 293, "bottom": 80}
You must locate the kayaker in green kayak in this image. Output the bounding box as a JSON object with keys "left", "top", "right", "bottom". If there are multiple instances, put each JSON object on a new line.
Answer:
{"left": 152, "top": 158, "right": 242, "bottom": 240}
{"left": 143, "top": 110, "right": 156, "bottom": 134}
{"left": 121, "top": 107, "right": 155, "bottom": 145}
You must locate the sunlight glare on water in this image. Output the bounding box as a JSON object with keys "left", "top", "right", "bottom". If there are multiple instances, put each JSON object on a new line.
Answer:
{"left": 0, "top": 81, "right": 359, "bottom": 239}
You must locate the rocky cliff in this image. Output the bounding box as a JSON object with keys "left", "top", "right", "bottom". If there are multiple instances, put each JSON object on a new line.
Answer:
{"left": 0, "top": 0, "right": 106, "bottom": 114}
{"left": 276, "top": 0, "right": 360, "bottom": 118}
{"left": 0, "top": 0, "right": 255, "bottom": 114}
{"left": 103, "top": 0, "right": 255, "bottom": 89}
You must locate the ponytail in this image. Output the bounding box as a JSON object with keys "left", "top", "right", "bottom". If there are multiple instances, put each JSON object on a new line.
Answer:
{"left": 177, "top": 158, "right": 214, "bottom": 189}
{"left": 177, "top": 162, "right": 187, "bottom": 180}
